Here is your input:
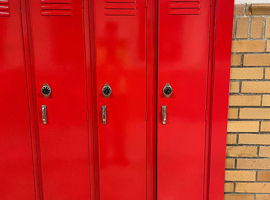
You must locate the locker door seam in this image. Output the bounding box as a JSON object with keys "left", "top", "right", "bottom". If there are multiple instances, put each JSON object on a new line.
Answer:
{"left": 20, "top": 0, "right": 44, "bottom": 199}
{"left": 146, "top": 4, "right": 148, "bottom": 200}
{"left": 81, "top": 1, "right": 93, "bottom": 199}
{"left": 19, "top": 0, "right": 38, "bottom": 199}
{"left": 203, "top": 2, "right": 215, "bottom": 200}
{"left": 88, "top": 0, "right": 100, "bottom": 198}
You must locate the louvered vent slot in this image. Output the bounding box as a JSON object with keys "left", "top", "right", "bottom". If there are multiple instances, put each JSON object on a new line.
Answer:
{"left": 105, "top": 0, "right": 136, "bottom": 16}
{"left": 41, "top": 0, "right": 72, "bottom": 16}
{"left": 0, "top": 0, "right": 9, "bottom": 17}
{"left": 170, "top": 0, "right": 200, "bottom": 15}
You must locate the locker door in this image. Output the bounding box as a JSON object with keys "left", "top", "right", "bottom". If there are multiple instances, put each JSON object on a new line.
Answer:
{"left": 27, "top": 0, "right": 90, "bottom": 199}
{"left": 157, "top": 0, "right": 211, "bottom": 199}
{"left": 93, "top": 0, "right": 147, "bottom": 199}
{"left": 0, "top": 0, "right": 35, "bottom": 199}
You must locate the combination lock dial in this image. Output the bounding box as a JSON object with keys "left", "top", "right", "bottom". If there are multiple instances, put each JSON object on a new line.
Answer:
{"left": 41, "top": 83, "right": 51, "bottom": 98}
{"left": 163, "top": 83, "right": 173, "bottom": 98}
{"left": 102, "top": 84, "right": 112, "bottom": 98}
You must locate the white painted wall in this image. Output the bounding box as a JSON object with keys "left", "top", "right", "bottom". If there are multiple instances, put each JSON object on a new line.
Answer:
{"left": 235, "top": 0, "right": 270, "bottom": 4}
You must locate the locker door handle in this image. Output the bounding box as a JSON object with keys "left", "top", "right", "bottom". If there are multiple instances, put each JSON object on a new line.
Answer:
{"left": 162, "top": 105, "right": 166, "bottom": 125}
{"left": 102, "top": 105, "right": 107, "bottom": 125}
{"left": 42, "top": 105, "right": 47, "bottom": 125}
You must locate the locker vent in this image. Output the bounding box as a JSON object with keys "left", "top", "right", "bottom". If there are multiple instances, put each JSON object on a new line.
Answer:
{"left": 105, "top": 0, "right": 136, "bottom": 16}
{"left": 0, "top": 0, "right": 9, "bottom": 17}
{"left": 170, "top": 0, "right": 201, "bottom": 15}
{"left": 41, "top": 0, "right": 73, "bottom": 16}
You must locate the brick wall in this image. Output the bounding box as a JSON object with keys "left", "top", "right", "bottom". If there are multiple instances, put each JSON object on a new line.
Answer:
{"left": 224, "top": 4, "right": 270, "bottom": 200}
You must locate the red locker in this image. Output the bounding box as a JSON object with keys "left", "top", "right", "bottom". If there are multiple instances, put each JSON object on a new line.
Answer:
{"left": 25, "top": 0, "right": 90, "bottom": 199}
{"left": 79, "top": 0, "right": 233, "bottom": 199}
{"left": 1, "top": 0, "right": 234, "bottom": 199}
{"left": 92, "top": 0, "right": 147, "bottom": 199}
{"left": 0, "top": 0, "right": 35, "bottom": 199}
{"left": 157, "top": 0, "right": 211, "bottom": 199}
{"left": 156, "top": 0, "right": 234, "bottom": 199}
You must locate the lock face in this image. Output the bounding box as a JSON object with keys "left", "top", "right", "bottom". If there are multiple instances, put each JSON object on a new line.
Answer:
{"left": 102, "top": 83, "right": 112, "bottom": 98}
{"left": 163, "top": 83, "right": 173, "bottom": 98}
{"left": 41, "top": 83, "right": 51, "bottom": 98}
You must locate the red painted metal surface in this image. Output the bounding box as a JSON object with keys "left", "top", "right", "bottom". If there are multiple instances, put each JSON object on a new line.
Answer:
{"left": 26, "top": 0, "right": 90, "bottom": 199}
{"left": 0, "top": 0, "right": 233, "bottom": 199}
{"left": 84, "top": 0, "right": 97, "bottom": 199}
{"left": 207, "top": 0, "right": 234, "bottom": 199}
{"left": 157, "top": 0, "right": 211, "bottom": 199}
{"left": 0, "top": 0, "right": 35, "bottom": 199}
{"left": 93, "top": 0, "right": 147, "bottom": 199}
{"left": 146, "top": 0, "right": 158, "bottom": 199}
{"left": 20, "top": 0, "right": 42, "bottom": 198}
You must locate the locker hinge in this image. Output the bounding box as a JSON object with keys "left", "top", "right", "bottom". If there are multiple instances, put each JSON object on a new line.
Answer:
{"left": 145, "top": 110, "right": 147, "bottom": 121}
{"left": 145, "top": 0, "right": 147, "bottom": 8}
{"left": 82, "top": 0, "right": 84, "bottom": 9}
{"left": 205, "top": 110, "right": 208, "bottom": 122}
{"left": 86, "top": 110, "right": 89, "bottom": 121}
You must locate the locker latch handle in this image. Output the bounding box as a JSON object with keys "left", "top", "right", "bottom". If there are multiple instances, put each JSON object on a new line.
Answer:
{"left": 42, "top": 105, "right": 47, "bottom": 125}
{"left": 102, "top": 105, "right": 107, "bottom": 125}
{"left": 162, "top": 105, "right": 166, "bottom": 125}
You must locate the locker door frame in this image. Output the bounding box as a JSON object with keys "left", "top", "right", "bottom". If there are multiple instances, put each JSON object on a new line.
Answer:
{"left": 85, "top": 0, "right": 99, "bottom": 199}
{"left": 20, "top": 0, "right": 42, "bottom": 199}
{"left": 146, "top": 0, "right": 158, "bottom": 199}
{"left": 205, "top": 0, "right": 234, "bottom": 199}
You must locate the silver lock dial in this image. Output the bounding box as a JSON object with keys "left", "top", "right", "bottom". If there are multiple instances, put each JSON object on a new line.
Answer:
{"left": 163, "top": 83, "right": 173, "bottom": 98}
{"left": 102, "top": 83, "right": 112, "bottom": 98}
{"left": 41, "top": 83, "right": 51, "bottom": 98}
